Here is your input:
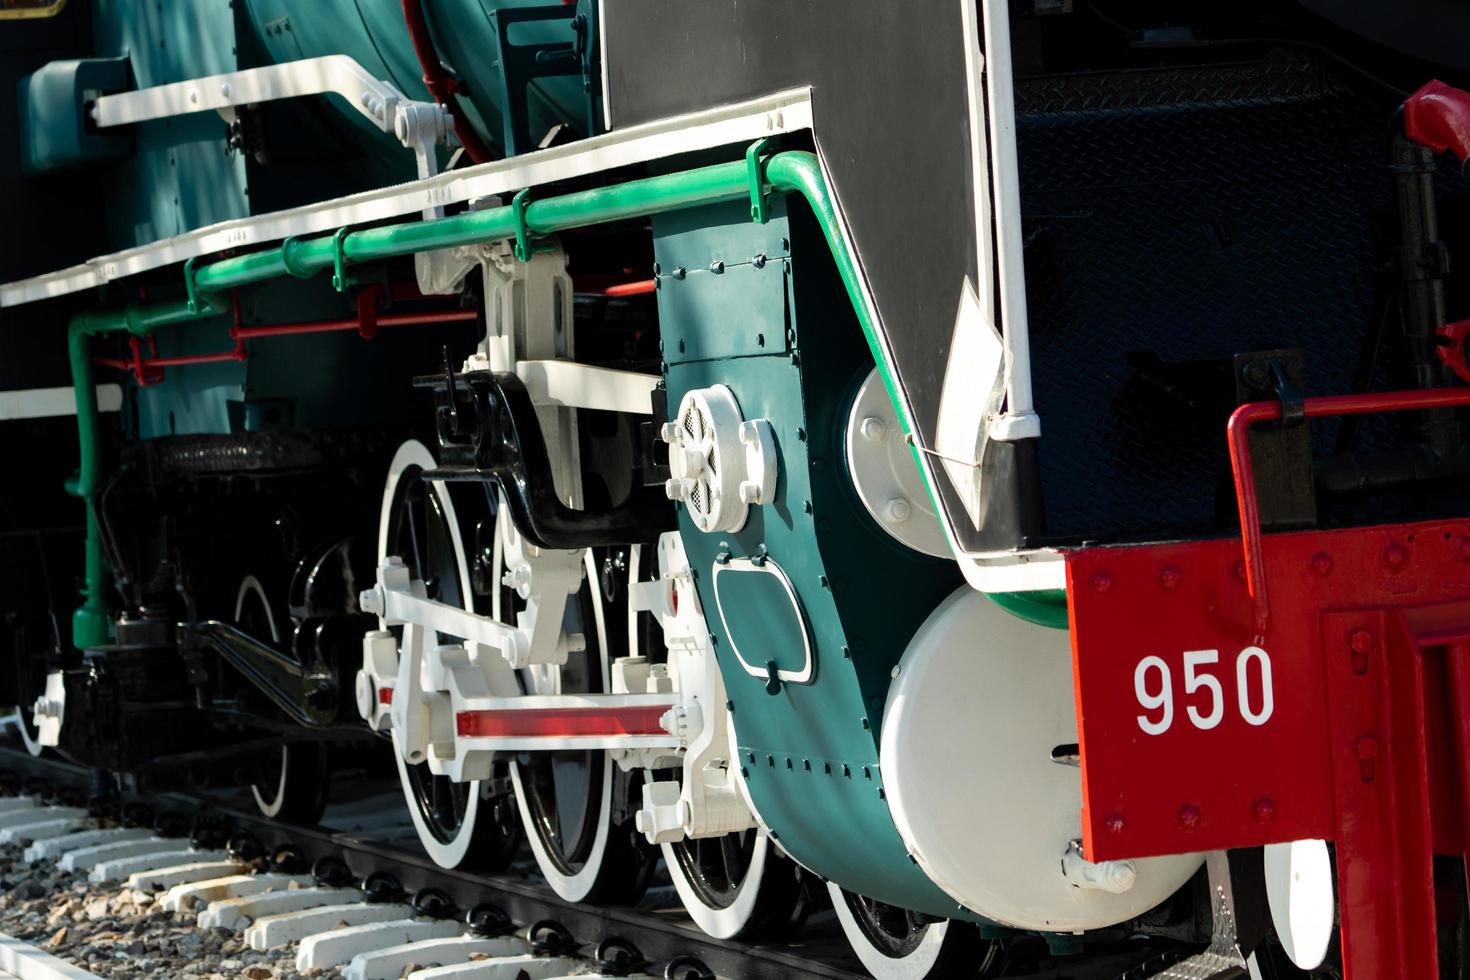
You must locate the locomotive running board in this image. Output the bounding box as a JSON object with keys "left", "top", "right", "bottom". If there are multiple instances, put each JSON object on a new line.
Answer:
{"left": 0, "top": 88, "right": 812, "bottom": 308}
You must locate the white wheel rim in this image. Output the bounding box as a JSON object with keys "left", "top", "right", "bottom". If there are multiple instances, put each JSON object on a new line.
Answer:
{"left": 379, "top": 438, "right": 485, "bottom": 869}
{"left": 14, "top": 707, "right": 43, "bottom": 758}
{"left": 827, "top": 882, "right": 953, "bottom": 980}
{"left": 236, "top": 575, "right": 292, "bottom": 819}
{"left": 510, "top": 548, "right": 615, "bottom": 903}
{"left": 662, "top": 831, "right": 773, "bottom": 940}
{"left": 1264, "top": 839, "right": 1334, "bottom": 969}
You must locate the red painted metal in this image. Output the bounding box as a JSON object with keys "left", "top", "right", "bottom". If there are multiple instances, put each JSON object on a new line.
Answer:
{"left": 1228, "top": 386, "right": 1470, "bottom": 632}
{"left": 378, "top": 687, "right": 394, "bottom": 706}
{"left": 1066, "top": 522, "right": 1470, "bottom": 979}
{"left": 230, "top": 307, "right": 476, "bottom": 339}
{"left": 603, "top": 279, "right": 657, "bottom": 297}
{"left": 400, "top": 0, "right": 495, "bottom": 165}
{"left": 1404, "top": 79, "right": 1470, "bottom": 164}
{"left": 1437, "top": 319, "right": 1470, "bottom": 383}
{"left": 455, "top": 705, "right": 670, "bottom": 739}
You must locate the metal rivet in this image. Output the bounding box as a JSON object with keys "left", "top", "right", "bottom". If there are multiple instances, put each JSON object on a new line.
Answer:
{"left": 1104, "top": 813, "right": 1125, "bottom": 836}
{"left": 1158, "top": 567, "right": 1181, "bottom": 590}
{"left": 1311, "top": 552, "right": 1333, "bottom": 576}
{"left": 1090, "top": 572, "right": 1112, "bottom": 594}
{"left": 1350, "top": 629, "right": 1374, "bottom": 654}
{"left": 1384, "top": 543, "right": 1410, "bottom": 571}
{"left": 1252, "top": 798, "right": 1276, "bottom": 824}
{"left": 1177, "top": 804, "right": 1202, "bottom": 831}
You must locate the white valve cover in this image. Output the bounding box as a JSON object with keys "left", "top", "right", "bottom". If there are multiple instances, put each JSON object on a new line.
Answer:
{"left": 662, "top": 385, "right": 775, "bottom": 533}
{"left": 845, "top": 367, "right": 949, "bottom": 558}
{"left": 881, "top": 588, "right": 1203, "bottom": 931}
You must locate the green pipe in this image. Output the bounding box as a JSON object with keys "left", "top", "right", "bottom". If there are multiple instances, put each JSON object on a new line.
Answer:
{"left": 69, "top": 151, "right": 1061, "bottom": 641}
{"left": 65, "top": 298, "right": 216, "bottom": 648}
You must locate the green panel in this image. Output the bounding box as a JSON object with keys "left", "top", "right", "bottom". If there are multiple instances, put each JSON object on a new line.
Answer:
{"left": 657, "top": 200, "right": 971, "bottom": 918}
{"left": 92, "top": 0, "right": 249, "bottom": 248}
{"left": 711, "top": 564, "right": 810, "bottom": 677}
{"left": 654, "top": 202, "right": 791, "bottom": 362}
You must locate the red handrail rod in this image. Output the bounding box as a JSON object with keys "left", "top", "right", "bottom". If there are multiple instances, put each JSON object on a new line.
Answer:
{"left": 1228, "top": 386, "right": 1470, "bottom": 634}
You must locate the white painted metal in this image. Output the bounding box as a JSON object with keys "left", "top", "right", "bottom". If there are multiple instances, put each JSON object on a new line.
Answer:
{"left": 0, "top": 89, "right": 813, "bottom": 308}
{"left": 514, "top": 361, "right": 658, "bottom": 415}
{"left": 160, "top": 872, "right": 311, "bottom": 913}
{"left": 295, "top": 917, "right": 462, "bottom": 970}
{"left": 0, "top": 807, "right": 82, "bottom": 832}
{"left": 31, "top": 674, "right": 64, "bottom": 749}
{"left": 122, "top": 858, "right": 243, "bottom": 891}
{"left": 827, "top": 884, "right": 956, "bottom": 980}
{"left": 845, "top": 366, "right": 951, "bottom": 558}
{"left": 711, "top": 558, "right": 813, "bottom": 685}
{"left": 94, "top": 56, "right": 409, "bottom": 131}
{"left": 196, "top": 886, "right": 362, "bottom": 932}
{"left": 245, "top": 902, "right": 411, "bottom": 950}
{"left": 343, "top": 935, "right": 529, "bottom": 980}
{"left": 0, "top": 386, "right": 121, "bottom": 421}
{"left": 406, "top": 956, "right": 580, "bottom": 979}
{"left": 0, "top": 817, "right": 83, "bottom": 845}
{"left": 0, "top": 931, "right": 103, "bottom": 979}
{"left": 27, "top": 827, "right": 148, "bottom": 863}
{"left": 58, "top": 836, "right": 175, "bottom": 872}
{"left": 978, "top": 0, "right": 1038, "bottom": 442}
{"left": 1264, "top": 839, "right": 1334, "bottom": 969}
{"left": 89, "top": 848, "right": 229, "bottom": 884}
{"left": 661, "top": 385, "right": 775, "bottom": 533}
{"left": 880, "top": 588, "right": 1203, "bottom": 931}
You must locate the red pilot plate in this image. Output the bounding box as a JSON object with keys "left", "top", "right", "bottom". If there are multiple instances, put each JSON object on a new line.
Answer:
{"left": 1066, "top": 518, "right": 1470, "bottom": 863}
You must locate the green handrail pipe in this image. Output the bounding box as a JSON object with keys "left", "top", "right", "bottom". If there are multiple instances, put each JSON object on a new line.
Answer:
{"left": 67, "top": 150, "right": 1066, "bottom": 641}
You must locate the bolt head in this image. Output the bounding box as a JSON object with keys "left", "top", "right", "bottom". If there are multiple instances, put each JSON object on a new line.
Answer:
{"left": 1177, "top": 804, "right": 1202, "bottom": 831}
{"left": 1356, "top": 735, "right": 1380, "bottom": 760}
{"left": 1311, "top": 552, "right": 1333, "bottom": 576}
{"left": 1349, "top": 628, "right": 1374, "bottom": 654}
{"left": 884, "top": 497, "right": 912, "bottom": 524}
{"left": 1252, "top": 798, "right": 1276, "bottom": 824}
{"left": 1384, "top": 543, "right": 1410, "bottom": 571}
{"left": 1158, "top": 567, "right": 1182, "bottom": 590}
{"left": 1103, "top": 813, "right": 1125, "bottom": 836}
{"left": 1090, "top": 571, "right": 1113, "bottom": 594}
{"left": 859, "top": 416, "right": 888, "bottom": 442}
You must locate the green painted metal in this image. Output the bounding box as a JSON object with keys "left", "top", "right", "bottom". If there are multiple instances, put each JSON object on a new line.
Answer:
{"left": 986, "top": 589, "right": 1069, "bottom": 629}
{"left": 65, "top": 297, "right": 218, "bottom": 647}
{"left": 657, "top": 199, "right": 974, "bottom": 919}
{"left": 19, "top": 57, "right": 131, "bottom": 175}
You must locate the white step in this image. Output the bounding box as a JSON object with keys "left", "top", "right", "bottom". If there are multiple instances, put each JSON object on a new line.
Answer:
{"left": 343, "top": 935, "right": 530, "bottom": 980}
{"left": 57, "top": 836, "right": 174, "bottom": 872}
{"left": 296, "top": 918, "right": 462, "bottom": 970}
{"left": 198, "top": 887, "right": 362, "bottom": 932}
{"left": 123, "top": 859, "right": 244, "bottom": 891}
{"left": 160, "top": 873, "right": 311, "bottom": 913}
{"left": 0, "top": 807, "right": 83, "bottom": 832}
{"left": 246, "top": 902, "right": 411, "bottom": 950}
{"left": 0, "top": 798, "right": 37, "bottom": 816}
{"left": 27, "top": 828, "right": 150, "bottom": 863}
{"left": 407, "top": 955, "right": 581, "bottom": 979}
{"left": 0, "top": 817, "right": 83, "bottom": 845}
{"left": 89, "top": 848, "right": 226, "bottom": 884}
{"left": 0, "top": 930, "right": 102, "bottom": 979}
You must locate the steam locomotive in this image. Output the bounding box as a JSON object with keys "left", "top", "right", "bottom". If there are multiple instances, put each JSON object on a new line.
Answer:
{"left": 3, "top": 1, "right": 1470, "bottom": 976}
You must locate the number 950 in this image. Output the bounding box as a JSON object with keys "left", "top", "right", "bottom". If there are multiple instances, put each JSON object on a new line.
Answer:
{"left": 1133, "top": 647, "right": 1274, "bottom": 735}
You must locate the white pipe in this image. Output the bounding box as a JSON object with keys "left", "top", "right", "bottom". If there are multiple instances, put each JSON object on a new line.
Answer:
{"left": 980, "top": 0, "right": 1041, "bottom": 441}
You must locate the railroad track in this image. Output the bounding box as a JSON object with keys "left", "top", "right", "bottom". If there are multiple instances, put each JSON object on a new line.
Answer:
{"left": 0, "top": 743, "right": 871, "bottom": 980}
{"left": 0, "top": 743, "right": 1196, "bottom": 980}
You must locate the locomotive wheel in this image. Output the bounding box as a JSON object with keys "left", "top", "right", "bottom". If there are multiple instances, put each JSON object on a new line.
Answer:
{"left": 378, "top": 440, "right": 520, "bottom": 870}
{"left": 828, "top": 884, "right": 998, "bottom": 980}
{"left": 627, "top": 544, "right": 806, "bottom": 938}
{"left": 235, "top": 575, "right": 330, "bottom": 824}
{"left": 504, "top": 540, "right": 653, "bottom": 904}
